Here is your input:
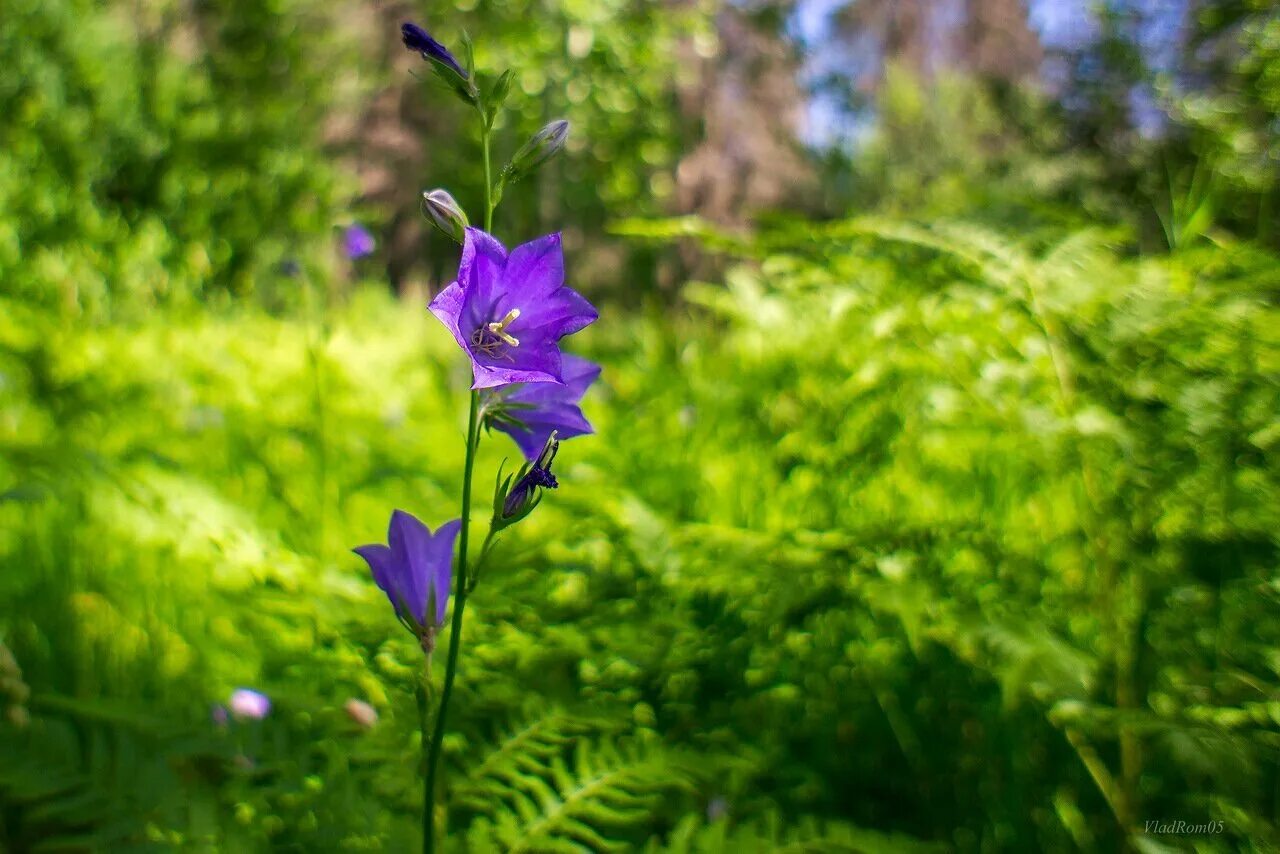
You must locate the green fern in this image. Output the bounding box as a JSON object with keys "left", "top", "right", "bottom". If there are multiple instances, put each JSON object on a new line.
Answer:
{"left": 457, "top": 719, "right": 691, "bottom": 853}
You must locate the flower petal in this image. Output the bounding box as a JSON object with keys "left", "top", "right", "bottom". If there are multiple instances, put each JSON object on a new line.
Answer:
{"left": 501, "top": 233, "right": 564, "bottom": 305}
{"left": 427, "top": 519, "right": 461, "bottom": 626}
{"left": 388, "top": 510, "right": 432, "bottom": 626}
{"left": 503, "top": 403, "right": 594, "bottom": 459}
{"left": 457, "top": 228, "right": 510, "bottom": 337}
{"left": 354, "top": 543, "right": 407, "bottom": 617}
{"left": 428, "top": 281, "right": 473, "bottom": 355}
{"left": 470, "top": 342, "right": 563, "bottom": 389}
{"left": 508, "top": 353, "right": 601, "bottom": 404}
{"left": 512, "top": 285, "right": 598, "bottom": 344}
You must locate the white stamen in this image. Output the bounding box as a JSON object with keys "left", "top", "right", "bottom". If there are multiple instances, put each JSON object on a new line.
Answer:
{"left": 487, "top": 307, "right": 521, "bottom": 347}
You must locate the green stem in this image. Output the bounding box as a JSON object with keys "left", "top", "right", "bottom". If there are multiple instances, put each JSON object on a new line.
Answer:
{"left": 422, "top": 110, "right": 496, "bottom": 854}
{"left": 423, "top": 390, "right": 481, "bottom": 854}
{"left": 482, "top": 124, "right": 494, "bottom": 232}
{"left": 416, "top": 659, "right": 433, "bottom": 848}
{"left": 467, "top": 529, "right": 498, "bottom": 595}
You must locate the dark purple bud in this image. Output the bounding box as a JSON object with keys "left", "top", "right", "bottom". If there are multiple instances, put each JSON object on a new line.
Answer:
{"left": 401, "top": 22, "right": 467, "bottom": 79}
{"left": 501, "top": 433, "right": 559, "bottom": 520}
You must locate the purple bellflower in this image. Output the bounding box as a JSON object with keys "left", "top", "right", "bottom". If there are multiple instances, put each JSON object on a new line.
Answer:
{"left": 401, "top": 22, "right": 466, "bottom": 79}
{"left": 354, "top": 510, "right": 460, "bottom": 651}
{"left": 484, "top": 353, "right": 600, "bottom": 460}
{"left": 344, "top": 224, "right": 376, "bottom": 260}
{"left": 430, "top": 228, "right": 597, "bottom": 389}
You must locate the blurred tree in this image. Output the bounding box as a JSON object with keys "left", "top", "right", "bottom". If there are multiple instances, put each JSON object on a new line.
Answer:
{"left": 832, "top": 0, "right": 1041, "bottom": 87}
{"left": 674, "top": 3, "right": 814, "bottom": 226}
{"left": 1165, "top": 0, "right": 1280, "bottom": 243}
{"left": 961, "top": 0, "right": 1044, "bottom": 83}
{"left": 0, "top": 0, "right": 365, "bottom": 314}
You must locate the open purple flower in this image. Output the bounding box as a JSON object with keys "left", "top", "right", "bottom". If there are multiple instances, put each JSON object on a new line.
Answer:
{"left": 485, "top": 353, "right": 600, "bottom": 460}
{"left": 401, "top": 22, "right": 466, "bottom": 79}
{"left": 344, "top": 224, "right": 375, "bottom": 260}
{"left": 429, "top": 228, "right": 598, "bottom": 390}
{"left": 354, "top": 510, "right": 460, "bottom": 648}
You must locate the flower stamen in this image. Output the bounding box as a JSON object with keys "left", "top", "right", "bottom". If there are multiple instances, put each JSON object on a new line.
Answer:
{"left": 487, "top": 308, "right": 521, "bottom": 347}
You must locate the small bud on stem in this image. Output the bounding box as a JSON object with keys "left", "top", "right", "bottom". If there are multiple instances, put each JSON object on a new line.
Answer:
{"left": 505, "top": 120, "right": 570, "bottom": 184}
{"left": 422, "top": 189, "right": 470, "bottom": 243}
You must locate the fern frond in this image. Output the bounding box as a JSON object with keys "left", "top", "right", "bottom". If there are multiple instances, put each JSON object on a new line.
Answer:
{"left": 460, "top": 726, "right": 691, "bottom": 853}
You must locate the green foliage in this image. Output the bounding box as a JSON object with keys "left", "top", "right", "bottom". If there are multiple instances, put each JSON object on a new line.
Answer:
{"left": 1, "top": 2, "right": 1279, "bottom": 850}
{"left": 1166, "top": 0, "right": 1280, "bottom": 242}
{"left": 459, "top": 719, "right": 690, "bottom": 852}
{"left": 4, "top": 208, "right": 1277, "bottom": 849}
{"left": 838, "top": 65, "right": 1105, "bottom": 229}
{"left": 0, "top": 0, "right": 361, "bottom": 316}
{"left": 651, "top": 813, "right": 944, "bottom": 854}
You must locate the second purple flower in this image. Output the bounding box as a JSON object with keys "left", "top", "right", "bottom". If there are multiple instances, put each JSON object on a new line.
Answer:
{"left": 354, "top": 510, "right": 460, "bottom": 650}
{"left": 484, "top": 353, "right": 600, "bottom": 460}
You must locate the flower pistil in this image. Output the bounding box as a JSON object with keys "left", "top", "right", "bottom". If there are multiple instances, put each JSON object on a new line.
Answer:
{"left": 474, "top": 307, "right": 521, "bottom": 353}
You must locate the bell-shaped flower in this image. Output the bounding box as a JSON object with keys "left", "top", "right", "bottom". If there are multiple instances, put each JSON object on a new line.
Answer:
{"left": 429, "top": 228, "right": 597, "bottom": 389}
{"left": 354, "top": 510, "right": 460, "bottom": 648}
{"left": 484, "top": 353, "right": 600, "bottom": 460}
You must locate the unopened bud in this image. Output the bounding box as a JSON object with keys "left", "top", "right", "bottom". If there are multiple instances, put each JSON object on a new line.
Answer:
{"left": 421, "top": 189, "right": 469, "bottom": 243}
{"left": 507, "top": 120, "right": 569, "bottom": 182}
{"left": 493, "top": 432, "right": 559, "bottom": 530}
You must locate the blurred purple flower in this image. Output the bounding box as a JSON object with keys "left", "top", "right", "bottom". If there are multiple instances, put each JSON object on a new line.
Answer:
{"left": 353, "top": 510, "right": 460, "bottom": 649}
{"left": 485, "top": 353, "right": 600, "bottom": 460}
{"left": 344, "top": 224, "right": 375, "bottom": 260}
{"left": 211, "top": 704, "right": 229, "bottom": 727}
{"left": 229, "top": 689, "right": 271, "bottom": 720}
{"left": 401, "top": 22, "right": 466, "bottom": 79}
{"left": 429, "top": 228, "right": 597, "bottom": 389}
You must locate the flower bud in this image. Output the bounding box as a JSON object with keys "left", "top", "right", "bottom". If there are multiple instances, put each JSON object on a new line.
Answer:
{"left": 421, "top": 189, "right": 470, "bottom": 244}
{"left": 506, "top": 120, "right": 570, "bottom": 182}
{"left": 401, "top": 22, "right": 466, "bottom": 79}
{"left": 491, "top": 432, "right": 560, "bottom": 531}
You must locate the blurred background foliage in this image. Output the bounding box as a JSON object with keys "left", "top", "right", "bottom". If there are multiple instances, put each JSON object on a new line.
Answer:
{"left": 1, "top": 0, "right": 1279, "bottom": 851}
